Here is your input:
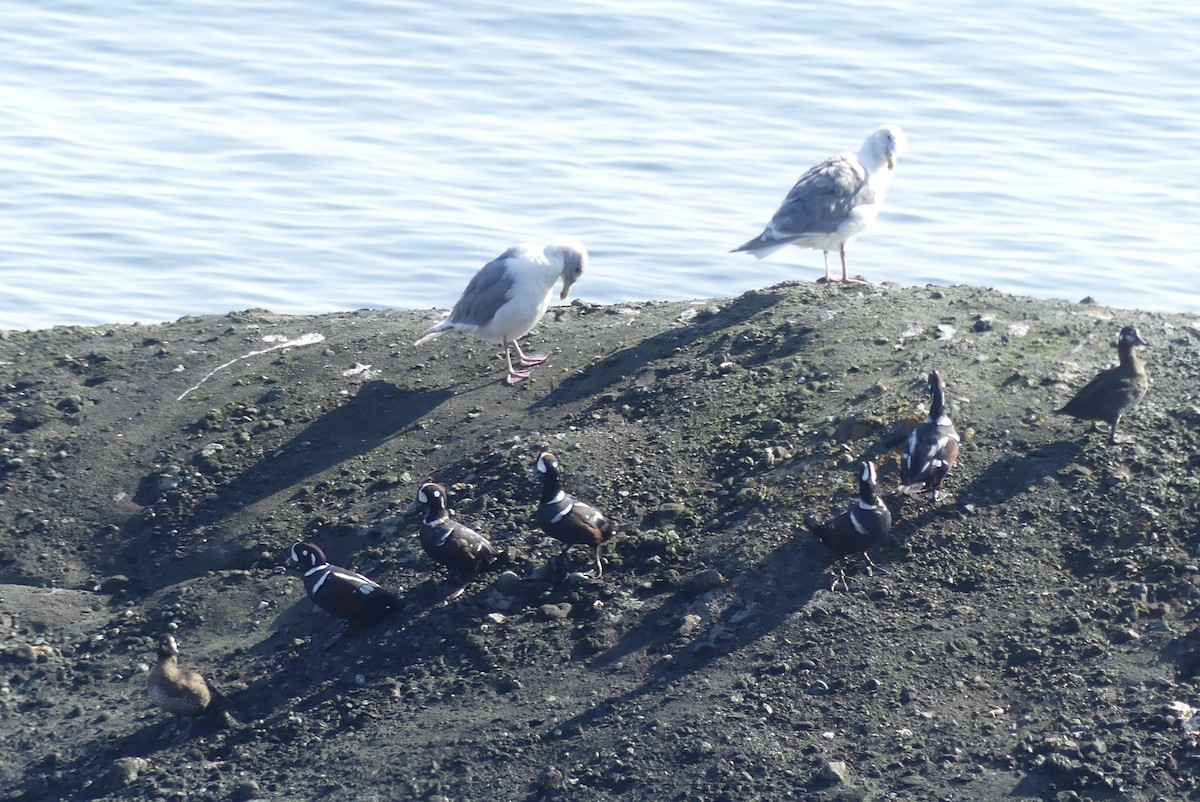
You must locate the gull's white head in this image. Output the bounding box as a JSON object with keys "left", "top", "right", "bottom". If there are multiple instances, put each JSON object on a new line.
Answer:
{"left": 863, "top": 124, "right": 907, "bottom": 171}
{"left": 545, "top": 238, "right": 589, "bottom": 300}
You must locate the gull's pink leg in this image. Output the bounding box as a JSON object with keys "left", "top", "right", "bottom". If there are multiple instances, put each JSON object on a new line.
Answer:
{"left": 837, "top": 243, "right": 869, "bottom": 284}
{"left": 816, "top": 250, "right": 833, "bottom": 283}
{"left": 511, "top": 339, "right": 548, "bottom": 368}
{"left": 503, "top": 341, "right": 533, "bottom": 384}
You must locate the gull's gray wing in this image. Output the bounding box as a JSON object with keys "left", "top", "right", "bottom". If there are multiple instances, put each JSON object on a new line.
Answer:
{"left": 765, "top": 153, "right": 872, "bottom": 239}
{"left": 446, "top": 248, "right": 520, "bottom": 327}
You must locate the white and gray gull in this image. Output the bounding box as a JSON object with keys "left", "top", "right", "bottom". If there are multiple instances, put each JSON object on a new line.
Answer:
{"left": 414, "top": 238, "right": 588, "bottom": 384}
{"left": 732, "top": 124, "right": 906, "bottom": 284}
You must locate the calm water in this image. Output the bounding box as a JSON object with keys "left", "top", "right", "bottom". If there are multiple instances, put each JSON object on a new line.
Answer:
{"left": 1, "top": 0, "right": 1198, "bottom": 331}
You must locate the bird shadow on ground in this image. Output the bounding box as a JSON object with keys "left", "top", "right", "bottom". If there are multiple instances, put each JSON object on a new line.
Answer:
{"left": 550, "top": 527, "right": 833, "bottom": 738}
{"left": 115, "top": 380, "right": 454, "bottom": 581}
{"left": 956, "top": 438, "right": 1085, "bottom": 509}
{"left": 530, "top": 289, "right": 789, "bottom": 410}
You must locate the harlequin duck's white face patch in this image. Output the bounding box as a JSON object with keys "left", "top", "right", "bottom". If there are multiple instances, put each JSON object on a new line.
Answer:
{"left": 417, "top": 484, "right": 441, "bottom": 504}
{"left": 860, "top": 462, "right": 877, "bottom": 485}
{"left": 1119, "top": 326, "right": 1146, "bottom": 348}
{"left": 535, "top": 453, "right": 557, "bottom": 474}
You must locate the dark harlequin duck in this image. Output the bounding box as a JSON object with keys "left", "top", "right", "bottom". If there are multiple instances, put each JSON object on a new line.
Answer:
{"left": 806, "top": 461, "right": 892, "bottom": 591}
{"left": 899, "top": 370, "right": 961, "bottom": 501}
{"left": 414, "top": 482, "right": 502, "bottom": 599}
{"left": 532, "top": 451, "right": 616, "bottom": 576}
{"left": 1056, "top": 324, "right": 1148, "bottom": 444}
{"left": 148, "top": 634, "right": 224, "bottom": 718}
{"left": 286, "top": 541, "right": 402, "bottom": 623}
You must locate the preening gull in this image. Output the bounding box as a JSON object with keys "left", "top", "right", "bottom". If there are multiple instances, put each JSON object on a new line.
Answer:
{"left": 732, "top": 124, "right": 906, "bottom": 284}
{"left": 414, "top": 238, "right": 588, "bottom": 384}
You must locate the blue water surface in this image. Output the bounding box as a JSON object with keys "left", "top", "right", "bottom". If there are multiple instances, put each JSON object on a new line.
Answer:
{"left": 0, "top": 0, "right": 1197, "bottom": 330}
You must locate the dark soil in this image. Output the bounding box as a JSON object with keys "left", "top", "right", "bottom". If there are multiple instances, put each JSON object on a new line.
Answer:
{"left": 2, "top": 282, "right": 1199, "bottom": 802}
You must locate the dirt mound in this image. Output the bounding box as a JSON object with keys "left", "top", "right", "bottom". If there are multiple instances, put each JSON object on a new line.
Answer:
{"left": 2, "top": 283, "right": 1199, "bottom": 801}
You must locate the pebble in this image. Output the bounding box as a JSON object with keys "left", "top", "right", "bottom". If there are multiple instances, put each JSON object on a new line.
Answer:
{"left": 539, "top": 603, "right": 572, "bottom": 621}
{"left": 680, "top": 568, "right": 725, "bottom": 596}
{"left": 108, "top": 756, "right": 148, "bottom": 789}
{"left": 821, "top": 759, "right": 850, "bottom": 783}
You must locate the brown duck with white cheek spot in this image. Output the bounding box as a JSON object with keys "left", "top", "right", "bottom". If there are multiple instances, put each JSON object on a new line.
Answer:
{"left": 148, "top": 635, "right": 223, "bottom": 718}
{"left": 1056, "top": 325, "right": 1148, "bottom": 444}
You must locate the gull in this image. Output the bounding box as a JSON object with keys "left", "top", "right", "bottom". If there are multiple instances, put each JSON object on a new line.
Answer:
{"left": 415, "top": 238, "right": 588, "bottom": 383}
{"left": 732, "top": 124, "right": 906, "bottom": 284}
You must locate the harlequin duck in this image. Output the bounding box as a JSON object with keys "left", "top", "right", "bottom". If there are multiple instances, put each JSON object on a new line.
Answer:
{"left": 286, "top": 541, "right": 402, "bottom": 623}
{"left": 806, "top": 461, "right": 892, "bottom": 591}
{"left": 414, "top": 482, "right": 502, "bottom": 599}
{"left": 1056, "top": 324, "right": 1148, "bottom": 444}
{"left": 532, "top": 451, "right": 616, "bottom": 576}
{"left": 899, "top": 370, "right": 961, "bottom": 501}
{"left": 148, "top": 634, "right": 224, "bottom": 718}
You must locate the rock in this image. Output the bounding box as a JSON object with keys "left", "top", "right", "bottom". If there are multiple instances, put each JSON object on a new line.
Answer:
{"left": 229, "top": 780, "right": 261, "bottom": 802}
{"left": 495, "top": 570, "right": 521, "bottom": 595}
{"left": 96, "top": 575, "right": 133, "bottom": 594}
{"left": 539, "top": 603, "right": 572, "bottom": 621}
{"left": 820, "top": 759, "right": 850, "bottom": 784}
{"left": 675, "top": 613, "right": 703, "bottom": 638}
{"left": 1108, "top": 627, "right": 1140, "bottom": 644}
{"left": 679, "top": 568, "right": 724, "bottom": 596}
{"left": 107, "top": 756, "right": 148, "bottom": 790}
{"left": 650, "top": 502, "right": 687, "bottom": 526}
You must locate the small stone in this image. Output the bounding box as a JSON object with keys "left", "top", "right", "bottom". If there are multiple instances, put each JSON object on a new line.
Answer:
{"left": 1109, "top": 627, "right": 1140, "bottom": 644}
{"left": 485, "top": 612, "right": 506, "bottom": 625}
{"left": 96, "top": 575, "right": 133, "bottom": 594}
{"left": 651, "top": 503, "right": 687, "bottom": 525}
{"left": 821, "top": 759, "right": 850, "bottom": 783}
{"left": 108, "top": 757, "right": 148, "bottom": 789}
{"left": 680, "top": 568, "right": 725, "bottom": 596}
{"left": 539, "top": 603, "right": 572, "bottom": 620}
{"left": 229, "top": 780, "right": 261, "bottom": 802}
{"left": 495, "top": 570, "right": 521, "bottom": 595}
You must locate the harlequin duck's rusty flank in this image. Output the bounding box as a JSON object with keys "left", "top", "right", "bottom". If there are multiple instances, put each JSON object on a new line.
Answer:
{"left": 899, "top": 370, "right": 961, "bottom": 501}
{"left": 1056, "top": 324, "right": 1149, "bottom": 444}
{"left": 286, "top": 541, "right": 402, "bottom": 624}
{"left": 148, "top": 635, "right": 224, "bottom": 718}
{"left": 532, "top": 451, "right": 616, "bottom": 576}
{"left": 414, "top": 482, "right": 502, "bottom": 599}
{"left": 806, "top": 461, "right": 892, "bottom": 591}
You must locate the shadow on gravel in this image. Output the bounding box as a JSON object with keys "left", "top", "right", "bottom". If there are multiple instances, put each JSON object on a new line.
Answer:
{"left": 556, "top": 529, "right": 828, "bottom": 736}
{"left": 530, "top": 288, "right": 789, "bottom": 410}
{"left": 958, "top": 439, "right": 1085, "bottom": 508}
{"left": 115, "top": 380, "right": 453, "bottom": 580}
{"left": 199, "top": 380, "right": 453, "bottom": 513}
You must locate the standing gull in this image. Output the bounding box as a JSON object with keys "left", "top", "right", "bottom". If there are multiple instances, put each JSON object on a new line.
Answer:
{"left": 732, "top": 124, "right": 906, "bottom": 284}
{"left": 414, "top": 238, "right": 588, "bottom": 384}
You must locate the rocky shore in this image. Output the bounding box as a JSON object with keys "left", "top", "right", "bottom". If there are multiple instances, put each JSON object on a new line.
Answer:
{"left": 1, "top": 281, "right": 1199, "bottom": 801}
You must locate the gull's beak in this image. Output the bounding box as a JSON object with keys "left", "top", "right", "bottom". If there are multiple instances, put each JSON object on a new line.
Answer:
{"left": 559, "top": 279, "right": 574, "bottom": 301}
{"left": 887, "top": 153, "right": 897, "bottom": 170}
